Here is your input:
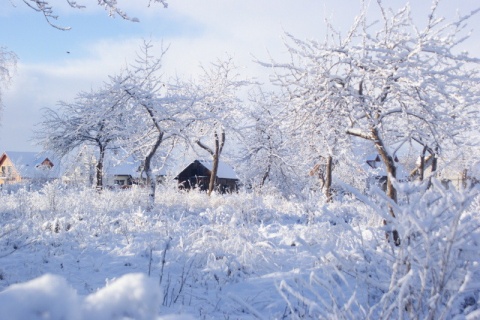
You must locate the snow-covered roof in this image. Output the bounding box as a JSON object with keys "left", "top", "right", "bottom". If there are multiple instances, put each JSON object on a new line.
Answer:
{"left": 106, "top": 156, "right": 167, "bottom": 177}
{"left": 197, "top": 160, "right": 239, "bottom": 180}
{"left": 1, "top": 151, "right": 62, "bottom": 179}
{"left": 387, "top": 139, "right": 432, "bottom": 159}
{"left": 108, "top": 160, "right": 141, "bottom": 177}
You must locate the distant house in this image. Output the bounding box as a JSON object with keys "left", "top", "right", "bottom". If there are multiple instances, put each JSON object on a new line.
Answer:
{"left": 104, "top": 157, "right": 167, "bottom": 188}
{"left": 365, "top": 139, "right": 479, "bottom": 190}
{"left": 364, "top": 139, "right": 434, "bottom": 190}
{"left": 105, "top": 159, "right": 141, "bottom": 188}
{"left": 0, "top": 151, "right": 61, "bottom": 185}
{"left": 436, "top": 158, "right": 480, "bottom": 190}
{"left": 175, "top": 160, "right": 239, "bottom": 193}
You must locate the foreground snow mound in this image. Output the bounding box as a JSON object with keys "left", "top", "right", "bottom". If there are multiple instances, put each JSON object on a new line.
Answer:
{"left": 83, "top": 273, "right": 162, "bottom": 320}
{"left": 0, "top": 274, "right": 80, "bottom": 320}
{"left": 0, "top": 273, "right": 162, "bottom": 320}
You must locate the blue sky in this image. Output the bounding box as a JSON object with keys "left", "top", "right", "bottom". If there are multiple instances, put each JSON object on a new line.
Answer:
{"left": 1, "top": 0, "right": 479, "bottom": 151}
{"left": 0, "top": 2, "right": 203, "bottom": 64}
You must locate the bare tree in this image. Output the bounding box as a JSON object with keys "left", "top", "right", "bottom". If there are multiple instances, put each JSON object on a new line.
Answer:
{"left": 17, "top": 0, "right": 168, "bottom": 30}
{"left": 36, "top": 84, "right": 129, "bottom": 189}
{"left": 240, "top": 88, "right": 301, "bottom": 194}
{"left": 192, "top": 57, "right": 249, "bottom": 196}
{"left": 256, "top": 34, "right": 356, "bottom": 201}
{"left": 115, "top": 41, "right": 195, "bottom": 209}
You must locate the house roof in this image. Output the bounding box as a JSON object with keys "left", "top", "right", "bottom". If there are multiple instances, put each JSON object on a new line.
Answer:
{"left": 106, "top": 156, "right": 167, "bottom": 177}
{"left": 108, "top": 159, "right": 141, "bottom": 177}
{"left": 388, "top": 139, "right": 433, "bottom": 159}
{"left": 196, "top": 160, "right": 239, "bottom": 180}
{"left": 175, "top": 159, "right": 239, "bottom": 180}
{"left": 1, "top": 151, "right": 62, "bottom": 179}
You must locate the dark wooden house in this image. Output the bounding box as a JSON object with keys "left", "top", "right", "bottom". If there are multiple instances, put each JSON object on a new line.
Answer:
{"left": 175, "top": 160, "right": 239, "bottom": 193}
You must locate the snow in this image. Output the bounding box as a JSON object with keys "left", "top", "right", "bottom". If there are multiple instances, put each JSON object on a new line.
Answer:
{"left": 83, "top": 273, "right": 161, "bottom": 320}
{"left": 197, "top": 160, "right": 238, "bottom": 180}
{"left": 0, "top": 273, "right": 163, "bottom": 320}
{"left": 0, "top": 182, "right": 478, "bottom": 318}
{"left": 0, "top": 274, "right": 79, "bottom": 320}
{"left": 2, "top": 1, "right": 479, "bottom": 317}
{"left": 107, "top": 158, "right": 142, "bottom": 177}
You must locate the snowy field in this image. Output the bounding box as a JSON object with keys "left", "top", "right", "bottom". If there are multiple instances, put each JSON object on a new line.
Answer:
{"left": 0, "top": 181, "right": 479, "bottom": 319}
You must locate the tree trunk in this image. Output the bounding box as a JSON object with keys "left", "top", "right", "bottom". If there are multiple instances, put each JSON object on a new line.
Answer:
{"left": 371, "top": 128, "right": 400, "bottom": 246}
{"left": 462, "top": 169, "right": 468, "bottom": 189}
{"left": 419, "top": 146, "right": 427, "bottom": 181}
{"left": 208, "top": 147, "right": 219, "bottom": 196}
{"left": 95, "top": 144, "right": 105, "bottom": 190}
{"left": 144, "top": 132, "right": 164, "bottom": 211}
{"left": 426, "top": 148, "right": 438, "bottom": 189}
{"left": 431, "top": 154, "right": 437, "bottom": 173}
{"left": 325, "top": 155, "right": 333, "bottom": 202}
{"left": 208, "top": 129, "right": 225, "bottom": 196}
{"left": 197, "top": 128, "right": 225, "bottom": 197}
{"left": 346, "top": 127, "right": 400, "bottom": 245}
{"left": 260, "top": 163, "right": 271, "bottom": 188}
{"left": 371, "top": 128, "right": 397, "bottom": 203}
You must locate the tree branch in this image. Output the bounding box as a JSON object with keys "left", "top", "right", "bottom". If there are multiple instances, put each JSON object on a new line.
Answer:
{"left": 196, "top": 139, "right": 214, "bottom": 156}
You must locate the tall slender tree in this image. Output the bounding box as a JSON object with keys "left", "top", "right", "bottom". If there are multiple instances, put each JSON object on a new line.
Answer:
{"left": 115, "top": 41, "right": 195, "bottom": 209}
{"left": 192, "top": 57, "right": 249, "bottom": 196}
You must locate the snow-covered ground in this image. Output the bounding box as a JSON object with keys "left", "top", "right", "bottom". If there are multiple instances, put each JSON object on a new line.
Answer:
{"left": 0, "top": 181, "right": 479, "bottom": 319}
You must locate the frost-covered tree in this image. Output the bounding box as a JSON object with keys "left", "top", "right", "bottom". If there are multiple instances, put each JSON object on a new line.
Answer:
{"left": 0, "top": 47, "right": 17, "bottom": 117}
{"left": 17, "top": 0, "right": 168, "bottom": 30}
{"left": 114, "top": 41, "right": 194, "bottom": 209}
{"left": 36, "top": 84, "right": 129, "bottom": 189}
{"left": 257, "top": 35, "right": 357, "bottom": 201}
{"left": 286, "top": 76, "right": 353, "bottom": 202}
{"left": 262, "top": 1, "right": 480, "bottom": 206}
{"left": 192, "top": 57, "right": 249, "bottom": 196}
{"left": 239, "top": 88, "right": 301, "bottom": 194}
{"left": 277, "top": 180, "right": 480, "bottom": 319}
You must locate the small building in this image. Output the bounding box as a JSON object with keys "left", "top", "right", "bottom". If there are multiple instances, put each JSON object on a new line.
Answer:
{"left": 364, "top": 139, "right": 480, "bottom": 190}
{"left": 175, "top": 160, "right": 239, "bottom": 193}
{"left": 105, "top": 159, "right": 141, "bottom": 188}
{"left": 436, "top": 158, "right": 480, "bottom": 190}
{"left": 364, "top": 139, "right": 434, "bottom": 191}
{"left": 104, "top": 157, "right": 167, "bottom": 188}
{"left": 0, "top": 151, "right": 60, "bottom": 185}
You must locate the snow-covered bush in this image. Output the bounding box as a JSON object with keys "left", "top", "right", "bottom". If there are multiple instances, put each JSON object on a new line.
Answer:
{"left": 278, "top": 180, "right": 480, "bottom": 319}
{"left": 1, "top": 179, "right": 477, "bottom": 318}
{"left": 375, "top": 180, "right": 480, "bottom": 319}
